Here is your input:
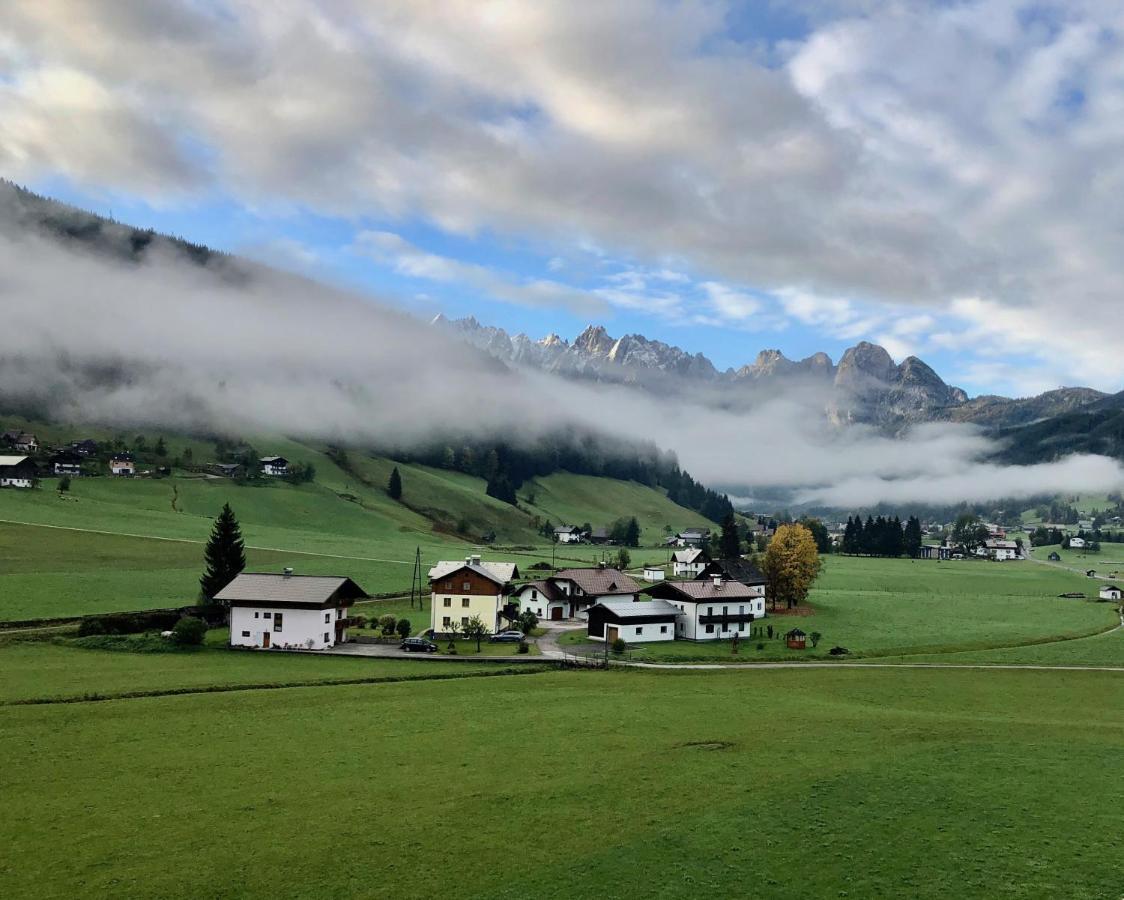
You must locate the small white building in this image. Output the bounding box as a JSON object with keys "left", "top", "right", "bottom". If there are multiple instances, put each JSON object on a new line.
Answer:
{"left": 553, "top": 525, "right": 583, "bottom": 544}
{"left": 644, "top": 575, "right": 766, "bottom": 641}
{"left": 1099, "top": 584, "right": 1122, "bottom": 602}
{"left": 217, "top": 572, "right": 369, "bottom": 650}
{"left": 1069, "top": 537, "right": 1087, "bottom": 550}
{"left": 586, "top": 599, "right": 680, "bottom": 644}
{"left": 642, "top": 565, "right": 665, "bottom": 582}
{"left": 0, "top": 455, "right": 36, "bottom": 488}
{"left": 109, "top": 454, "right": 135, "bottom": 476}
{"left": 260, "top": 456, "right": 289, "bottom": 477}
{"left": 671, "top": 548, "right": 709, "bottom": 578}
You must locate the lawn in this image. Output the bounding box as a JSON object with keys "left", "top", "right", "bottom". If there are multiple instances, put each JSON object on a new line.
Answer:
{"left": 1, "top": 666, "right": 1121, "bottom": 898}
{"left": 561, "top": 555, "right": 1119, "bottom": 662}
{"left": 1028, "top": 543, "right": 1124, "bottom": 571}
{"left": 0, "top": 640, "right": 526, "bottom": 704}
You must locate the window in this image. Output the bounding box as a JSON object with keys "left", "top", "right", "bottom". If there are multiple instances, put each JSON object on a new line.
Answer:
{"left": 254, "top": 612, "right": 259, "bottom": 619}
{"left": 337, "top": 609, "right": 343, "bottom": 619}
{"left": 241, "top": 630, "right": 250, "bottom": 637}
{"left": 739, "top": 605, "right": 745, "bottom": 615}
{"left": 462, "top": 598, "right": 470, "bottom": 608}
{"left": 263, "top": 612, "right": 271, "bottom": 619}
{"left": 323, "top": 632, "right": 329, "bottom": 643}
{"left": 274, "top": 613, "right": 283, "bottom": 632}
{"left": 722, "top": 606, "right": 728, "bottom": 615}
{"left": 636, "top": 627, "right": 644, "bottom": 636}
{"left": 462, "top": 581, "right": 471, "bottom": 591}
{"left": 737, "top": 622, "right": 744, "bottom": 632}
{"left": 705, "top": 624, "right": 714, "bottom": 634}
{"left": 443, "top": 597, "right": 451, "bottom": 607}
{"left": 707, "top": 607, "right": 713, "bottom": 615}
{"left": 531, "top": 590, "right": 538, "bottom": 599}
{"left": 442, "top": 616, "right": 451, "bottom": 628}
{"left": 444, "top": 581, "right": 452, "bottom": 590}
{"left": 461, "top": 616, "right": 469, "bottom": 626}
{"left": 324, "top": 613, "right": 330, "bottom": 623}
{"left": 660, "top": 625, "right": 668, "bottom": 634}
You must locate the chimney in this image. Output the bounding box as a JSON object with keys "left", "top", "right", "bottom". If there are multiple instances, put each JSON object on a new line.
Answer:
{"left": 283, "top": 567, "right": 293, "bottom": 578}
{"left": 712, "top": 574, "right": 723, "bottom": 588}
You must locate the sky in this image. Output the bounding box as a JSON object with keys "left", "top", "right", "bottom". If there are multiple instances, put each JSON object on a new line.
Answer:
{"left": 2, "top": 0, "right": 1124, "bottom": 398}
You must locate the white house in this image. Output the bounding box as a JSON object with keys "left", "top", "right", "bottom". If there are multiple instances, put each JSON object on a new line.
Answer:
{"left": 2, "top": 431, "right": 39, "bottom": 453}
{"left": 429, "top": 555, "right": 518, "bottom": 635}
{"left": 586, "top": 599, "right": 680, "bottom": 644}
{"left": 1069, "top": 537, "right": 1087, "bottom": 550}
{"left": 1099, "top": 584, "right": 1122, "bottom": 602}
{"left": 642, "top": 565, "right": 665, "bottom": 582}
{"left": 644, "top": 575, "right": 766, "bottom": 641}
{"left": 510, "top": 566, "right": 640, "bottom": 621}
{"left": 260, "top": 456, "right": 289, "bottom": 477}
{"left": 553, "top": 525, "right": 583, "bottom": 544}
{"left": 0, "top": 456, "right": 36, "bottom": 488}
{"left": 671, "top": 548, "right": 709, "bottom": 578}
{"left": 675, "top": 528, "right": 710, "bottom": 548}
{"left": 217, "top": 572, "right": 369, "bottom": 650}
{"left": 50, "top": 451, "right": 83, "bottom": 477}
{"left": 986, "top": 539, "right": 1021, "bottom": 561}
{"left": 109, "top": 454, "right": 135, "bottom": 476}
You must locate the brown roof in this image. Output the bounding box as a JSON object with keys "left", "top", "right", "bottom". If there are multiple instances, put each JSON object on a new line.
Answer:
{"left": 645, "top": 579, "right": 761, "bottom": 604}
{"left": 511, "top": 579, "right": 565, "bottom": 603}
{"left": 553, "top": 567, "right": 639, "bottom": 596}
{"left": 214, "top": 573, "right": 369, "bottom": 606}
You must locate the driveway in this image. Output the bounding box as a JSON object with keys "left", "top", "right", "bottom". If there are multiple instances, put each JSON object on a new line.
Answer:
{"left": 536, "top": 621, "right": 585, "bottom": 659}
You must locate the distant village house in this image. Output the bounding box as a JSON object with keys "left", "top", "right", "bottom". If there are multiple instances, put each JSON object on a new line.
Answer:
{"left": 671, "top": 547, "right": 710, "bottom": 578}
{"left": 109, "top": 453, "right": 136, "bottom": 477}
{"left": 0, "top": 456, "right": 37, "bottom": 488}
{"left": 553, "top": 525, "right": 583, "bottom": 544}
{"left": 510, "top": 566, "right": 639, "bottom": 621}
{"left": 260, "top": 456, "right": 289, "bottom": 477}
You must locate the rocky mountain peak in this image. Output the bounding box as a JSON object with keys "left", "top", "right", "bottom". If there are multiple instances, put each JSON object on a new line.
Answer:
{"left": 574, "top": 324, "right": 615, "bottom": 356}
{"left": 835, "top": 341, "right": 897, "bottom": 386}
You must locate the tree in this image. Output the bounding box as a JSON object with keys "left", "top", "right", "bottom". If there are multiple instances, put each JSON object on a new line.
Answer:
{"left": 517, "top": 609, "right": 539, "bottom": 635}
{"left": 810, "top": 631, "right": 822, "bottom": 649}
{"left": 624, "top": 517, "right": 641, "bottom": 548}
{"left": 761, "top": 523, "right": 822, "bottom": 611}
{"left": 444, "top": 617, "right": 461, "bottom": 648}
{"left": 719, "top": 512, "right": 742, "bottom": 558}
{"left": 199, "top": 503, "right": 246, "bottom": 603}
{"left": 799, "top": 517, "right": 831, "bottom": 554}
{"left": 904, "top": 516, "right": 924, "bottom": 558}
{"left": 171, "top": 616, "right": 207, "bottom": 646}
{"left": 395, "top": 618, "right": 411, "bottom": 639}
{"left": 615, "top": 548, "right": 632, "bottom": 570}
{"left": 387, "top": 466, "right": 402, "bottom": 500}
{"left": 57, "top": 475, "right": 71, "bottom": 493}
{"left": 952, "top": 514, "right": 989, "bottom": 554}
{"left": 485, "top": 473, "right": 517, "bottom": 505}
{"left": 154, "top": 437, "right": 167, "bottom": 458}
{"left": 182, "top": 446, "right": 193, "bottom": 464}
{"left": 379, "top": 615, "right": 397, "bottom": 637}
{"left": 462, "top": 614, "right": 489, "bottom": 652}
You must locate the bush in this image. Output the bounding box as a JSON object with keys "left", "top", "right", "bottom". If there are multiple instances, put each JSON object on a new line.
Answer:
{"left": 756, "top": 643, "right": 765, "bottom": 650}
{"left": 77, "top": 619, "right": 106, "bottom": 637}
{"left": 57, "top": 475, "right": 71, "bottom": 493}
{"left": 171, "top": 616, "right": 207, "bottom": 646}
{"left": 396, "top": 618, "right": 411, "bottom": 639}
{"left": 518, "top": 641, "right": 530, "bottom": 654}
{"left": 611, "top": 638, "right": 627, "bottom": 654}
{"left": 379, "top": 615, "right": 397, "bottom": 637}
{"left": 351, "top": 614, "right": 367, "bottom": 629}
{"left": 829, "top": 646, "right": 851, "bottom": 656}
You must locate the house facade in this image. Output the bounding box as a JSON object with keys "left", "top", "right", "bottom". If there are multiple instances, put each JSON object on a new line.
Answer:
{"left": 986, "top": 539, "right": 1021, "bottom": 561}
{"left": 217, "top": 572, "right": 369, "bottom": 650}
{"left": 1070, "top": 537, "right": 1087, "bottom": 549}
{"left": 260, "top": 456, "right": 289, "bottom": 477}
{"left": 675, "top": 528, "right": 710, "bottom": 548}
{"left": 1099, "top": 584, "right": 1122, "bottom": 602}
{"left": 642, "top": 565, "right": 665, "bottom": 582}
{"left": 50, "top": 451, "right": 83, "bottom": 477}
{"left": 511, "top": 566, "right": 640, "bottom": 620}
{"left": 672, "top": 548, "right": 709, "bottom": 578}
{"left": 586, "top": 599, "right": 680, "bottom": 644}
{"left": 2, "top": 431, "right": 39, "bottom": 453}
{"left": 554, "top": 525, "right": 583, "bottom": 544}
{"left": 429, "top": 556, "right": 517, "bottom": 635}
{"left": 109, "top": 453, "right": 135, "bottom": 476}
{"left": 644, "top": 576, "right": 766, "bottom": 641}
{"left": 0, "top": 456, "right": 37, "bottom": 488}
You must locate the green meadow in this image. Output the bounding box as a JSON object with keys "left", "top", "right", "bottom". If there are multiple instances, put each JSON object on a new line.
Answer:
{"left": 1, "top": 666, "right": 1120, "bottom": 899}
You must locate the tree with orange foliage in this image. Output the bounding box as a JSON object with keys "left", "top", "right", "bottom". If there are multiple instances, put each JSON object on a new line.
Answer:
{"left": 762, "top": 523, "right": 822, "bottom": 610}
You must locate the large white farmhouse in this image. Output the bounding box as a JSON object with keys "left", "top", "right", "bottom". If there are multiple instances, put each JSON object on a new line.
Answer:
{"left": 260, "top": 456, "right": 290, "bottom": 477}
{"left": 217, "top": 572, "right": 369, "bottom": 650}
{"left": 644, "top": 575, "right": 766, "bottom": 640}
{"left": 510, "top": 566, "right": 639, "bottom": 621}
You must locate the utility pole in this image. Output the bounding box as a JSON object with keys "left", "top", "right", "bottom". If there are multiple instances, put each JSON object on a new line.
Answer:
{"left": 410, "top": 546, "right": 424, "bottom": 611}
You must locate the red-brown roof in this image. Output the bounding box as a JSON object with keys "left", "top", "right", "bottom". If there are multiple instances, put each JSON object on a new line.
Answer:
{"left": 553, "top": 567, "right": 639, "bottom": 596}
{"left": 645, "top": 579, "right": 762, "bottom": 604}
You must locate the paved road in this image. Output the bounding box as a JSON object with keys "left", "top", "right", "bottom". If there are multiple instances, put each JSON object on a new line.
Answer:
{"left": 325, "top": 641, "right": 548, "bottom": 664}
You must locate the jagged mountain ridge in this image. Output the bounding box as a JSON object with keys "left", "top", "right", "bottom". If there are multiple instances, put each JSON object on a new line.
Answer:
{"left": 433, "top": 314, "right": 1107, "bottom": 432}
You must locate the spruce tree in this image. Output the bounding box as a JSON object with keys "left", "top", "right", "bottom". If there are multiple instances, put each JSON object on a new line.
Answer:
{"left": 200, "top": 503, "right": 246, "bottom": 602}
{"left": 719, "top": 512, "right": 741, "bottom": 558}
{"left": 387, "top": 466, "right": 403, "bottom": 500}
{"left": 624, "top": 516, "right": 641, "bottom": 548}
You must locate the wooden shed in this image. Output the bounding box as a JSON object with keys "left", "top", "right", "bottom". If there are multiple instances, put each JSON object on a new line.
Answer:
{"left": 785, "top": 628, "right": 807, "bottom": 650}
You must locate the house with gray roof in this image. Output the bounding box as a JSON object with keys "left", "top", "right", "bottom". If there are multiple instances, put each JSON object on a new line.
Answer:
{"left": 586, "top": 599, "right": 680, "bottom": 644}
{"left": 216, "top": 571, "right": 369, "bottom": 650}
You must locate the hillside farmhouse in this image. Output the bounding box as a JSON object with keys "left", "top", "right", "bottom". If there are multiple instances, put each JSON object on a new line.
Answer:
{"left": 2, "top": 431, "right": 39, "bottom": 453}
{"left": 0, "top": 456, "right": 37, "bottom": 488}
{"left": 218, "top": 572, "right": 369, "bottom": 650}
{"left": 674, "top": 528, "right": 710, "bottom": 548}
{"left": 210, "top": 462, "right": 244, "bottom": 478}
{"left": 553, "top": 525, "right": 583, "bottom": 544}
{"left": 70, "top": 439, "right": 98, "bottom": 456}
{"left": 1070, "top": 537, "right": 1087, "bottom": 550}
{"left": 50, "top": 450, "right": 83, "bottom": 477}
{"left": 510, "top": 566, "right": 639, "bottom": 621}
{"left": 260, "top": 456, "right": 289, "bottom": 477}
{"left": 429, "top": 555, "right": 519, "bottom": 634}
{"left": 587, "top": 599, "right": 680, "bottom": 644}
{"left": 644, "top": 575, "right": 766, "bottom": 641}
{"left": 672, "top": 547, "right": 709, "bottom": 578}
{"left": 1100, "top": 584, "right": 1122, "bottom": 602}
{"left": 109, "top": 453, "right": 135, "bottom": 476}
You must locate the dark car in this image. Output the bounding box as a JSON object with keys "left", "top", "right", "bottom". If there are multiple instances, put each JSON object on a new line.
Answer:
{"left": 489, "top": 630, "right": 525, "bottom": 643}
{"left": 400, "top": 637, "right": 438, "bottom": 653}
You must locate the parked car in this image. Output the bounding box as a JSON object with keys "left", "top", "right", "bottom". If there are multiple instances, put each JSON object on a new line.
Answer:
{"left": 400, "top": 637, "right": 438, "bottom": 653}
{"left": 489, "top": 630, "right": 525, "bottom": 643}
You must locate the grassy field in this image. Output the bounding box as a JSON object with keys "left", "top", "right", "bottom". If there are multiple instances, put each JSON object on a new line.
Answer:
{"left": 562, "top": 555, "right": 1120, "bottom": 662}
{"left": 1, "top": 666, "right": 1121, "bottom": 898}
{"left": 0, "top": 640, "right": 522, "bottom": 704}
{"left": 1028, "top": 543, "right": 1124, "bottom": 571}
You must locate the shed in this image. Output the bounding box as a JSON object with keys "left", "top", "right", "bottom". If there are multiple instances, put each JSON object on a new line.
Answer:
{"left": 586, "top": 599, "right": 680, "bottom": 644}
{"left": 1099, "top": 584, "right": 1122, "bottom": 602}
{"left": 642, "top": 565, "right": 665, "bottom": 582}
{"left": 785, "top": 628, "right": 807, "bottom": 650}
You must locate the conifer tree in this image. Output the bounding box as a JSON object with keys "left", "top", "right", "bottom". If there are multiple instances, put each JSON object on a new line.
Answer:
{"left": 719, "top": 512, "right": 742, "bottom": 558}
{"left": 200, "top": 503, "right": 246, "bottom": 602}
{"left": 387, "top": 466, "right": 403, "bottom": 500}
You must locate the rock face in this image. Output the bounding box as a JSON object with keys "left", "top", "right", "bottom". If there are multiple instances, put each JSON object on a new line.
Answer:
{"left": 431, "top": 315, "right": 1107, "bottom": 433}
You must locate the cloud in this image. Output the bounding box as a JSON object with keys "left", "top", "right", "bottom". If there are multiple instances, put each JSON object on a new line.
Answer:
{"left": 2, "top": 225, "right": 1121, "bottom": 511}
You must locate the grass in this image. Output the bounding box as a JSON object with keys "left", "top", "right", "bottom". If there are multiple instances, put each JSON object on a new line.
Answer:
{"left": 1, "top": 666, "right": 1121, "bottom": 898}
{"left": 0, "top": 640, "right": 515, "bottom": 704}
{"left": 1028, "top": 543, "right": 1124, "bottom": 571}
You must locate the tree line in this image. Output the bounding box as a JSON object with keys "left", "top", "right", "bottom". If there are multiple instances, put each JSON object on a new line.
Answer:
{"left": 841, "top": 515, "right": 924, "bottom": 558}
